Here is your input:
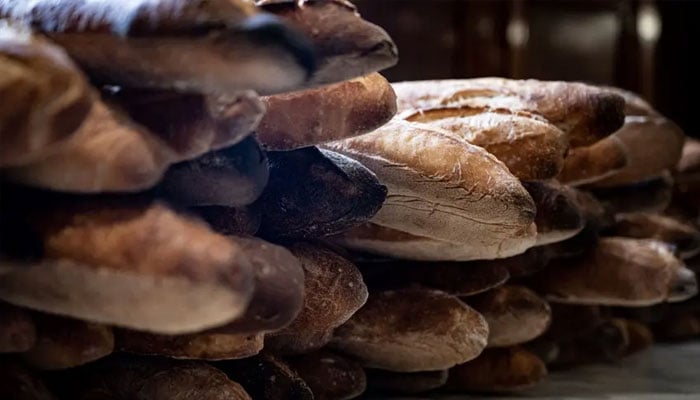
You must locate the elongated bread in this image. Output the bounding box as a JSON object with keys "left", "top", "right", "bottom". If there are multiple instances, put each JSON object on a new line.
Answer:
{"left": 327, "top": 120, "right": 536, "bottom": 259}
{"left": 612, "top": 213, "right": 700, "bottom": 259}
{"left": 5, "top": 100, "right": 174, "bottom": 193}
{"left": 534, "top": 237, "right": 698, "bottom": 306}
{"left": 287, "top": 350, "right": 367, "bottom": 400}
{"left": 393, "top": 78, "right": 625, "bottom": 147}
{"left": 106, "top": 89, "right": 264, "bottom": 160}
{"left": 366, "top": 369, "right": 448, "bottom": 395}
{"left": 592, "top": 116, "right": 685, "bottom": 187}
{"left": 0, "top": 302, "right": 35, "bottom": 353}
{"left": 331, "top": 288, "right": 488, "bottom": 372}
{"left": 557, "top": 135, "right": 629, "bottom": 185}
{"left": 0, "top": 22, "right": 93, "bottom": 167}
{"left": 258, "top": 0, "right": 397, "bottom": 86}
{"left": 255, "top": 147, "right": 387, "bottom": 239}
{"left": 523, "top": 181, "right": 584, "bottom": 246}
{"left": 265, "top": 244, "right": 367, "bottom": 355}
{"left": 257, "top": 73, "right": 397, "bottom": 150}
{"left": 401, "top": 106, "right": 568, "bottom": 180}
{"left": 469, "top": 285, "right": 551, "bottom": 348}
{"left": 1, "top": 0, "right": 316, "bottom": 95}
{"left": 0, "top": 198, "right": 254, "bottom": 334}
{"left": 21, "top": 314, "right": 114, "bottom": 370}
{"left": 332, "top": 222, "right": 537, "bottom": 262}
{"left": 116, "top": 330, "right": 263, "bottom": 360}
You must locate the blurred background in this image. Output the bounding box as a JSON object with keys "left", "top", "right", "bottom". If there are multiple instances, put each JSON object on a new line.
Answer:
{"left": 354, "top": 0, "right": 699, "bottom": 138}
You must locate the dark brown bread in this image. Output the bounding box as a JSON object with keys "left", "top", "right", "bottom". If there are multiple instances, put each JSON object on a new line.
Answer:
{"left": 266, "top": 243, "right": 367, "bottom": 355}
{"left": 0, "top": 302, "right": 35, "bottom": 353}
{"left": 0, "top": 198, "right": 254, "bottom": 334}
{"left": 21, "top": 313, "right": 113, "bottom": 370}
{"left": 159, "top": 136, "right": 269, "bottom": 207}
{"left": 115, "top": 330, "right": 263, "bottom": 360}
{"left": 255, "top": 147, "right": 387, "bottom": 239}
{"left": 259, "top": 0, "right": 398, "bottom": 86}
{"left": 257, "top": 73, "right": 397, "bottom": 150}
{"left": 489, "top": 246, "right": 552, "bottom": 278}
{"left": 331, "top": 288, "right": 488, "bottom": 372}
{"left": 591, "top": 172, "right": 674, "bottom": 215}
{"left": 619, "top": 318, "right": 654, "bottom": 356}
{"left": 218, "top": 355, "right": 313, "bottom": 400}
{"left": 1, "top": 0, "right": 316, "bottom": 95}
{"left": 366, "top": 369, "right": 448, "bottom": 394}
{"left": 543, "top": 304, "right": 603, "bottom": 341}
{"left": 0, "top": 360, "right": 57, "bottom": 400}
{"left": 192, "top": 206, "right": 261, "bottom": 237}
{"left": 611, "top": 212, "right": 700, "bottom": 259}
{"left": 551, "top": 319, "right": 630, "bottom": 368}
{"left": 557, "top": 135, "right": 629, "bottom": 186}
{"left": 653, "top": 313, "right": 700, "bottom": 342}
{"left": 0, "top": 23, "right": 93, "bottom": 167}
{"left": 393, "top": 78, "right": 626, "bottom": 147}
{"left": 287, "top": 350, "right": 367, "bottom": 400}
{"left": 444, "top": 347, "right": 548, "bottom": 393}
{"left": 523, "top": 181, "right": 584, "bottom": 246}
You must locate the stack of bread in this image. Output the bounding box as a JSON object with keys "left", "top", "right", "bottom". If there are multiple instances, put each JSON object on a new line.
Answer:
{"left": 1, "top": 1, "right": 698, "bottom": 399}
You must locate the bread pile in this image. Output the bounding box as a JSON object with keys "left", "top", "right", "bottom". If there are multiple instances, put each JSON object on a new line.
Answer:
{"left": 0, "top": 1, "right": 698, "bottom": 399}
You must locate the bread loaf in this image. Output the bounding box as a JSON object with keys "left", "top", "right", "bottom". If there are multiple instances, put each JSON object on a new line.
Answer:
{"left": 258, "top": 0, "right": 398, "bottom": 86}
{"left": 257, "top": 73, "right": 397, "bottom": 150}
{"left": 327, "top": 120, "right": 536, "bottom": 259}
{"left": 550, "top": 319, "right": 629, "bottom": 367}
{"left": 265, "top": 244, "right": 367, "bottom": 355}
{"left": 0, "top": 0, "right": 316, "bottom": 95}
{"left": 331, "top": 288, "right": 488, "bottom": 372}
{"left": 218, "top": 355, "right": 313, "bottom": 400}
{"left": 401, "top": 106, "right": 568, "bottom": 180}
{"left": 393, "top": 78, "right": 625, "bottom": 147}
{"left": 0, "top": 302, "right": 35, "bottom": 353}
{"left": 0, "top": 23, "right": 93, "bottom": 167}
{"left": 366, "top": 369, "right": 448, "bottom": 395}
{"left": 523, "top": 181, "right": 584, "bottom": 246}
{"left": 255, "top": 147, "right": 387, "bottom": 239}
{"left": 115, "top": 330, "right": 263, "bottom": 360}
{"left": 0, "top": 198, "right": 254, "bottom": 334}
{"left": 557, "top": 135, "right": 628, "bottom": 185}
{"left": 286, "top": 350, "right": 367, "bottom": 400}
{"left": 611, "top": 213, "right": 700, "bottom": 259}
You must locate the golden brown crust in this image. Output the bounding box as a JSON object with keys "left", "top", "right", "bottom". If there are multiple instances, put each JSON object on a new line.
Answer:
{"left": 401, "top": 106, "right": 567, "bottom": 180}
{"left": 366, "top": 369, "right": 448, "bottom": 394}
{"left": 258, "top": 73, "right": 397, "bottom": 150}
{"left": 0, "top": 200, "right": 254, "bottom": 334}
{"left": 331, "top": 288, "right": 488, "bottom": 372}
{"left": 469, "top": 285, "right": 551, "bottom": 348}
{"left": 0, "top": 302, "right": 36, "bottom": 353}
{"left": 0, "top": 24, "right": 93, "bottom": 167}
{"left": 393, "top": 78, "right": 626, "bottom": 147}
{"left": 327, "top": 120, "right": 536, "bottom": 259}
{"left": 558, "top": 135, "right": 629, "bottom": 186}
{"left": 5, "top": 100, "right": 174, "bottom": 193}
{"left": 444, "top": 347, "right": 547, "bottom": 392}
{"left": 286, "top": 350, "right": 367, "bottom": 400}
{"left": 265, "top": 243, "right": 367, "bottom": 355}
{"left": 523, "top": 181, "right": 584, "bottom": 246}
{"left": 115, "top": 330, "right": 263, "bottom": 360}
{"left": 21, "top": 313, "right": 114, "bottom": 370}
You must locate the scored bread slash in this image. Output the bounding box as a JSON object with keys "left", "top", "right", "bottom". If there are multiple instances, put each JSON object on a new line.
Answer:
{"left": 0, "top": 0, "right": 317, "bottom": 95}
{"left": 265, "top": 243, "right": 367, "bottom": 355}
{"left": 115, "top": 330, "right": 263, "bottom": 361}
{"left": 159, "top": 136, "right": 270, "bottom": 208}
{"left": 393, "top": 78, "right": 626, "bottom": 147}
{"left": 49, "top": 355, "right": 252, "bottom": 400}
{"left": 523, "top": 181, "right": 585, "bottom": 246}
{"left": 4, "top": 99, "right": 174, "bottom": 193}
{"left": 611, "top": 212, "right": 700, "bottom": 259}
{"left": 444, "top": 347, "right": 548, "bottom": 393}
{"left": 400, "top": 106, "right": 568, "bottom": 181}
{"left": 0, "top": 196, "right": 255, "bottom": 334}
{"left": 0, "top": 22, "right": 94, "bottom": 167}
{"left": 558, "top": 135, "right": 629, "bottom": 186}
{"left": 533, "top": 237, "right": 698, "bottom": 306}
{"left": 20, "top": 313, "right": 114, "bottom": 370}
{"left": 365, "top": 369, "right": 448, "bottom": 395}
{"left": 217, "top": 354, "right": 313, "bottom": 400}
{"left": 106, "top": 89, "right": 265, "bottom": 161}
{"left": 254, "top": 147, "right": 387, "bottom": 240}
{"left": 0, "top": 360, "right": 57, "bottom": 400}
{"left": 591, "top": 116, "right": 685, "bottom": 187}
{"left": 591, "top": 172, "right": 674, "bottom": 215}
{"left": 286, "top": 350, "right": 367, "bottom": 400}
{"left": 0, "top": 302, "right": 36, "bottom": 353}
{"left": 326, "top": 120, "right": 536, "bottom": 260}
{"left": 330, "top": 288, "right": 489, "bottom": 372}
{"left": 257, "top": 0, "right": 398, "bottom": 86}
{"left": 468, "top": 285, "right": 551, "bottom": 348}
{"left": 257, "top": 73, "right": 397, "bottom": 150}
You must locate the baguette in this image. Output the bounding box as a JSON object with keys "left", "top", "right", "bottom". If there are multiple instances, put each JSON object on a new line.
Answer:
{"left": 331, "top": 288, "right": 488, "bottom": 372}
{"left": 0, "top": 198, "right": 254, "bottom": 334}
{"left": 115, "top": 330, "right": 263, "bottom": 360}
{"left": 257, "top": 0, "right": 398, "bottom": 86}
{"left": 393, "top": 78, "right": 625, "bottom": 147}
{"left": 401, "top": 106, "right": 568, "bottom": 180}
{"left": 286, "top": 350, "right": 367, "bottom": 400}
{"left": 611, "top": 212, "right": 700, "bottom": 259}
{"left": 0, "top": 0, "right": 316, "bottom": 95}
{"left": 327, "top": 120, "right": 536, "bottom": 259}
{"left": 257, "top": 73, "right": 397, "bottom": 150}
{"left": 0, "top": 302, "right": 35, "bottom": 353}
{"left": 523, "top": 181, "right": 584, "bottom": 246}
{"left": 366, "top": 369, "right": 448, "bottom": 395}
{"left": 0, "top": 22, "right": 93, "bottom": 167}
{"left": 557, "top": 135, "right": 628, "bottom": 185}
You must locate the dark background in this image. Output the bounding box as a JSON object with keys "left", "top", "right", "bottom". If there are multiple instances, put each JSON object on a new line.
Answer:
{"left": 354, "top": 0, "right": 699, "bottom": 138}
